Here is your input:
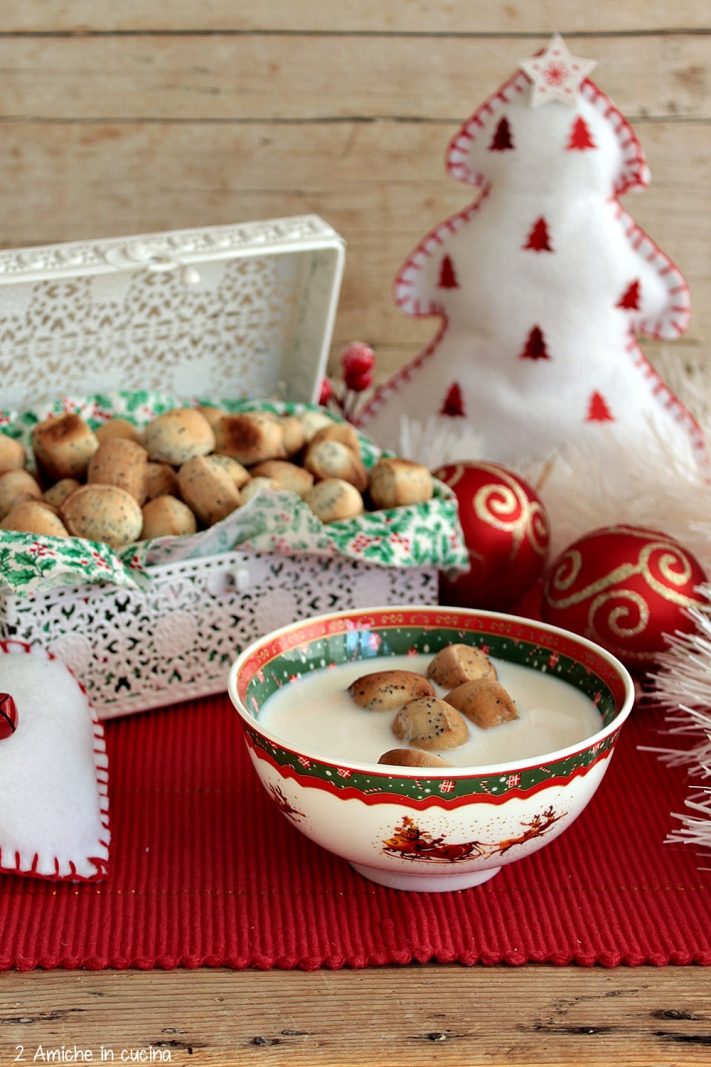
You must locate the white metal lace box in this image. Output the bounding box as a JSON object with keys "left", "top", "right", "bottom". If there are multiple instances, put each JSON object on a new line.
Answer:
{"left": 0, "top": 216, "right": 437, "bottom": 718}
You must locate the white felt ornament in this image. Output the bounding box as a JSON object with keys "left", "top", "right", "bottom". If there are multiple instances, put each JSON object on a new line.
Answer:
{"left": 360, "top": 37, "right": 705, "bottom": 467}
{"left": 0, "top": 642, "right": 110, "bottom": 881}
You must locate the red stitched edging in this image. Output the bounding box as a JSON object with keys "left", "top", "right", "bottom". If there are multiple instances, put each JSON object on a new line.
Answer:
{"left": 611, "top": 201, "right": 691, "bottom": 340}
{"left": 624, "top": 333, "right": 707, "bottom": 457}
{"left": 443, "top": 73, "right": 648, "bottom": 194}
{"left": 0, "top": 639, "right": 110, "bottom": 882}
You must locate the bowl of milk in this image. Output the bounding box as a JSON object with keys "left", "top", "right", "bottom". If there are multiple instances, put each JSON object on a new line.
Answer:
{"left": 228, "top": 606, "right": 635, "bottom": 892}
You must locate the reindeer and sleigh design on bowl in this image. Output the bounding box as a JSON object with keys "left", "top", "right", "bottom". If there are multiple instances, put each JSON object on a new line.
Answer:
{"left": 229, "top": 606, "right": 634, "bottom": 892}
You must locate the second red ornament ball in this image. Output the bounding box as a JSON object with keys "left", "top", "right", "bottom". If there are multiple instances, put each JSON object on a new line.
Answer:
{"left": 434, "top": 461, "right": 550, "bottom": 610}
{"left": 542, "top": 524, "right": 707, "bottom": 669}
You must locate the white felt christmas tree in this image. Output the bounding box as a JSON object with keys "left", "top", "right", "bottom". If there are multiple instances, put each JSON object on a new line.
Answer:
{"left": 360, "top": 36, "right": 705, "bottom": 465}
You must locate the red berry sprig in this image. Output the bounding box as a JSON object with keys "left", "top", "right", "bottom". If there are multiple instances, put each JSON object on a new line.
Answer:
{"left": 320, "top": 342, "right": 376, "bottom": 423}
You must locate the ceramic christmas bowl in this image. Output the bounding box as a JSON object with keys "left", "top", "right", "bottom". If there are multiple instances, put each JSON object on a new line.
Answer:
{"left": 228, "top": 606, "right": 634, "bottom": 892}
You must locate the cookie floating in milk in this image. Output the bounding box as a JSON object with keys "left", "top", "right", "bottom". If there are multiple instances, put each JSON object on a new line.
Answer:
{"left": 260, "top": 644, "right": 602, "bottom": 768}
{"left": 427, "top": 644, "right": 498, "bottom": 688}
{"left": 348, "top": 670, "right": 434, "bottom": 712}
{"left": 392, "top": 696, "right": 469, "bottom": 752}
{"left": 446, "top": 678, "right": 519, "bottom": 729}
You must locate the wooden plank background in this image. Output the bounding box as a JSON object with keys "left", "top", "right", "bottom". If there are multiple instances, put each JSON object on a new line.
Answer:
{"left": 0, "top": 1, "right": 708, "bottom": 386}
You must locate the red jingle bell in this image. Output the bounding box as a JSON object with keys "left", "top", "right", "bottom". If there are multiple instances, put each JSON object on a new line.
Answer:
{"left": 0, "top": 692, "right": 18, "bottom": 740}
{"left": 542, "top": 524, "right": 707, "bottom": 670}
{"left": 434, "top": 461, "right": 550, "bottom": 610}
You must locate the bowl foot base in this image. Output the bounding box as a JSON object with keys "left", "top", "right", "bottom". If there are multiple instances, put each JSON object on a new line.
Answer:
{"left": 350, "top": 862, "right": 501, "bottom": 892}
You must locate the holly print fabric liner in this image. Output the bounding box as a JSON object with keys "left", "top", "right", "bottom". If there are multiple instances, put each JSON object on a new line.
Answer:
{"left": 0, "top": 390, "right": 469, "bottom": 596}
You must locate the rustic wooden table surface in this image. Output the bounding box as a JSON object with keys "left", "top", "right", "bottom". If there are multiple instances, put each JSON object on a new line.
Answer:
{"left": 1, "top": 4, "right": 709, "bottom": 1065}
{"left": 1, "top": 967, "right": 710, "bottom": 1065}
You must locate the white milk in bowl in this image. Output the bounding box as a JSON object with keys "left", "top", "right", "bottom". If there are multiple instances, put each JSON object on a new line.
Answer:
{"left": 259, "top": 653, "right": 602, "bottom": 767}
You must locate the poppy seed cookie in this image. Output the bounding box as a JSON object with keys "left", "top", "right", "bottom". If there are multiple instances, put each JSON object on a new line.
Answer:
{"left": 87, "top": 438, "right": 149, "bottom": 504}
{"left": 177, "top": 454, "right": 242, "bottom": 526}
{"left": 392, "top": 697, "right": 469, "bottom": 751}
{"left": 377, "top": 748, "right": 452, "bottom": 768}
{"left": 240, "top": 476, "right": 280, "bottom": 504}
{"left": 95, "top": 418, "right": 143, "bottom": 445}
{"left": 213, "top": 412, "right": 286, "bottom": 465}
{"left": 303, "top": 478, "right": 363, "bottom": 523}
{"left": 303, "top": 439, "right": 368, "bottom": 491}
{"left": 43, "top": 478, "right": 81, "bottom": 509}
{"left": 310, "top": 422, "right": 362, "bottom": 456}
{"left": 446, "top": 679, "right": 518, "bottom": 729}
{"left": 141, "top": 495, "right": 197, "bottom": 539}
{"left": 348, "top": 670, "right": 434, "bottom": 712}
{"left": 60, "top": 484, "right": 143, "bottom": 548}
{"left": 297, "top": 410, "right": 333, "bottom": 442}
{"left": 250, "top": 460, "right": 314, "bottom": 497}
{"left": 207, "top": 454, "right": 250, "bottom": 489}
{"left": 280, "top": 415, "right": 308, "bottom": 456}
{"left": 196, "top": 405, "right": 226, "bottom": 429}
{"left": 144, "top": 408, "right": 215, "bottom": 465}
{"left": 33, "top": 413, "right": 99, "bottom": 481}
{"left": 0, "top": 435, "right": 26, "bottom": 475}
{"left": 427, "top": 644, "right": 497, "bottom": 689}
{"left": 0, "top": 469, "right": 42, "bottom": 519}
{"left": 145, "top": 462, "right": 179, "bottom": 501}
{"left": 1, "top": 500, "right": 69, "bottom": 538}
{"left": 368, "top": 457, "right": 433, "bottom": 510}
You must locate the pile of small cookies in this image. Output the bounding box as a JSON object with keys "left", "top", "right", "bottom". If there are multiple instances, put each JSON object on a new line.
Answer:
{"left": 0, "top": 405, "right": 434, "bottom": 549}
{"left": 348, "top": 644, "right": 518, "bottom": 769}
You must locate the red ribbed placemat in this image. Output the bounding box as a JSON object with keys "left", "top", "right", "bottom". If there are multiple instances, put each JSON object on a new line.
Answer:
{"left": 0, "top": 694, "right": 708, "bottom": 970}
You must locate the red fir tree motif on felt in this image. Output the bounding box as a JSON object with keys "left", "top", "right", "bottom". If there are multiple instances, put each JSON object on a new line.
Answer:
{"left": 567, "top": 116, "right": 597, "bottom": 151}
{"left": 489, "top": 116, "right": 514, "bottom": 151}
{"left": 519, "top": 326, "right": 550, "bottom": 361}
{"left": 438, "top": 255, "right": 459, "bottom": 289}
{"left": 523, "top": 217, "right": 553, "bottom": 252}
{"left": 616, "top": 279, "right": 641, "bottom": 310}
{"left": 586, "top": 391, "right": 614, "bottom": 422}
{"left": 361, "top": 46, "right": 697, "bottom": 465}
{"left": 440, "top": 382, "right": 465, "bottom": 416}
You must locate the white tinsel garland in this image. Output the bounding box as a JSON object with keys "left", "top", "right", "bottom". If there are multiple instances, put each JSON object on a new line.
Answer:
{"left": 647, "top": 586, "right": 711, "bottom": 862}
{"left": 525, "top": 419, "right": 711, "bottom": 574}
{"left": 398, "top": 414, "right": 483, "bottom": 471}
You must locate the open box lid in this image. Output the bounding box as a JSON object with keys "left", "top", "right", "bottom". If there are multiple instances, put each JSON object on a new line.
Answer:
{"left": 0, "top": 215, "right": 345, "bottom": 409}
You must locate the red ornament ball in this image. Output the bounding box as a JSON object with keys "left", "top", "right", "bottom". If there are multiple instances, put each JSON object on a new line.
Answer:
{"left": 0, "top": 692, "right": 18, "bottom": 740}
{"left": 434, "top": 461, "right": 550, "bottom": 610}
{"left": 542, "top": 524, "right": 707, "bottom": 670}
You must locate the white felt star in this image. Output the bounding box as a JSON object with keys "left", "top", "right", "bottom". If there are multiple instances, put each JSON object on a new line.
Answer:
{"left": 519, "top": 34, "right": 597, "bottom": 108}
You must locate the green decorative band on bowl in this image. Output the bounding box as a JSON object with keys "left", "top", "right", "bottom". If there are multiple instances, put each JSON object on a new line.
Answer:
{"left": 243, "top": 721, "right": 619, "bottom": 806}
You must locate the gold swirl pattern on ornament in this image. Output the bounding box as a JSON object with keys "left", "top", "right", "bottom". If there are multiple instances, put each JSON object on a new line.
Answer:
{"left": 589, "top": 589, "right": 650, "bottom": 640}
{"left": 549, "top": 549, "right": 582, "bottom": 593}
{"left": 472, "top": 465, "right": 538, "bottom": 554}
{"left": 437, "top": 464, "right": 466, "bottom": 490}
{"left": 547, "top": 537, "right": 700, "bottom": 612}
{"left": 640, "top": 543, "right": 693, "bottom": 594}
{"left": 528, "top": 501, "right": 550, "bottom": 556}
